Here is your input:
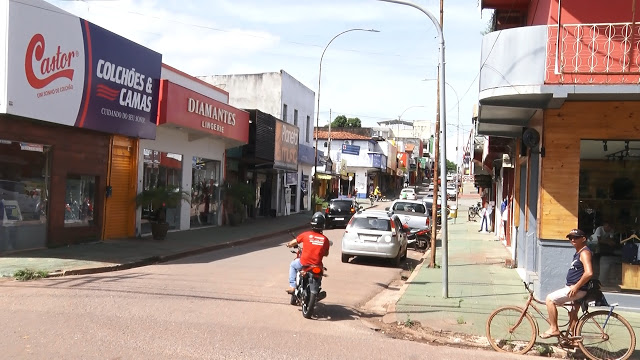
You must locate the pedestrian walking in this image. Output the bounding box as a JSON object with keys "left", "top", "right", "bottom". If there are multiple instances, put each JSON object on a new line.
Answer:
{"left": 478, "top": 203, "right": 490, "bottom": 232}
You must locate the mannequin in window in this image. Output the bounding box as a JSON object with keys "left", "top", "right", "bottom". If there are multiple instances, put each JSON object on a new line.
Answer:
{"left": 589, "top": 221, "right": 616, "bottom": 255}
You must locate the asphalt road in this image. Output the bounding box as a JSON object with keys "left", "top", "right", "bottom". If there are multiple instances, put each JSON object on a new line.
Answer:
{"left": 0, "top": 209, "right": 524, "bottom": 360}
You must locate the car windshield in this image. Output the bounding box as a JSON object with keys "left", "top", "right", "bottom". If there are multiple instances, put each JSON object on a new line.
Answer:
{"left": 393, "top": 202, "right": 426, "bottom": 213}
{"left": 330, "top": 200, "right": 353, "bottom": 211}
{"left": 350, "top": 217, "right": 391, "bottom": 231}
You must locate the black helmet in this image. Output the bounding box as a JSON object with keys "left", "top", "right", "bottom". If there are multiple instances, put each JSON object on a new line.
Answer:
{"left": 310, "top": 212, "right": 326, "bottom": 231}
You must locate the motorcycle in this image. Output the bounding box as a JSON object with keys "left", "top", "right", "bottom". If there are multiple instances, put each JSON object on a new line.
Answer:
{"left": 287, "top": 233, "right": 330, "bottom": 319}
{"left": 407, "top": 227, "right": 432, "bottom": 251}
{"left": 468, "top": 201, "right": 482, "bottom": 222}
{"left": 369, "top": 193, "right": 375, "bottom": 206}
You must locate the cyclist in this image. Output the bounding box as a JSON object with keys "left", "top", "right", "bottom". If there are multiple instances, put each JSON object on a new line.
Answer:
{"left": 541, "top": 228, "right": 593, "bottom": 339}
{"left": 285, "top": 212, "right": 330, "bottom": 294}
{"left": 373, "top": 186, "right": 381, "bottom": 202}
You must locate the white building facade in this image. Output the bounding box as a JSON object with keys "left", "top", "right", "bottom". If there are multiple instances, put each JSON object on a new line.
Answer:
{"left": 198, "top": 71, "right": 315, "bottom": 214}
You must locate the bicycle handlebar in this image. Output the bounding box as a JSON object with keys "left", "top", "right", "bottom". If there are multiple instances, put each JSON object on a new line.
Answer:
{"left": 523, "top": 281, "right": 534, "bottom": 294}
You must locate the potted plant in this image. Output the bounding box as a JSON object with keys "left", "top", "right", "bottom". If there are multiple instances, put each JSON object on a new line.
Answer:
{"left": 135, "top": 186, "right": 190, "bottom": 240}
{"left": 313, "top": 195, "right": 325, "bottom": 213}
{"left": 222, "top": 181, "right": 256, "bottom": 226}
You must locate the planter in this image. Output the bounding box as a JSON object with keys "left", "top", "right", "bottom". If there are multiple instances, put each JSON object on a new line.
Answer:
{"left": 314, "top": 203, "right": 323, "bottom": 212}
{"left": 150, "top": 222, "right": 170, "bottom": 240}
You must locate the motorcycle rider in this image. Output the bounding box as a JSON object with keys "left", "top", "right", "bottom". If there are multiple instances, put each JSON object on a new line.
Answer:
{"left": 286, "top": 212, "right": 331, "bottom": 294}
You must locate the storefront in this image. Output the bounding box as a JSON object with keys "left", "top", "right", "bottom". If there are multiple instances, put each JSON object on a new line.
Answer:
{"left": 0, "top": 0, "right": 161, "bottom": 252}
{"left": 136, "top": 68, "right": 249, "bottom": 233}
{"left": 540, "top": 101, "right": 640, "bottom": 294}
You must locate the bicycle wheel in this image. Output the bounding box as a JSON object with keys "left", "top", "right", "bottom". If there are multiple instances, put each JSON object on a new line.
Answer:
{"left": 486, "top": 306, "right": 538, "bottom": 354}
{"left": 576, "top": 310, "right": 636, "bottom": 360}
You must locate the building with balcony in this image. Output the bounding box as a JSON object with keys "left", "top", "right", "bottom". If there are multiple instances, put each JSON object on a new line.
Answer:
{"left": 477, "top": 0, "right": 640, "bottom": 301}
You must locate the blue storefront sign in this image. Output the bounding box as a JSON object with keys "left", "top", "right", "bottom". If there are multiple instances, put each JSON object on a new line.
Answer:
{"left": 298, "top": 144, "right": 315, "bottom": 165}
{"left": 341, "top": 144, "right": 360, "bottom": 155}
{"left": 372, "top": 153, "right": 382, "bottom": 168}
{"left": 7, "top": 2, "right": 162, "bottom": 139}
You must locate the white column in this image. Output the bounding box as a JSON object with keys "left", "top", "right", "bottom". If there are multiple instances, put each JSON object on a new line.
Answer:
{"left": 180, "top": 150, "right": 192, "bottom": 230}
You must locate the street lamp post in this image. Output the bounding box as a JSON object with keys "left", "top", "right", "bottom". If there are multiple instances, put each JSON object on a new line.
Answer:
{"left": 423, "top": 79, "right": 461, "bottom": 223}
{"left": 312, "top": 28, "right": 379, "bottom": 210}
{"left": 378, "top": 0, "right": 449, "bottom": 298}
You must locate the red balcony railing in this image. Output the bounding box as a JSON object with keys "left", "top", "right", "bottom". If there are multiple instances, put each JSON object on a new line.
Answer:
{"left": 546, "top": 23, "right": 640, "bottom": 84}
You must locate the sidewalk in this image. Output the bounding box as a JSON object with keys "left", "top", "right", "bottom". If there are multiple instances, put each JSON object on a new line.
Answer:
{"left": 0, "top": 200, "right": 375, "bottom": 278}
{"left": 388, "top": 184, "right": 640, "bottom": 352}
{"left": 0, "top": 212, "right": 313, "bottom": 278}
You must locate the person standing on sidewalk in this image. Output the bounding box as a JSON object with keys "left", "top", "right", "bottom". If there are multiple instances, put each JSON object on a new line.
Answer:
{"left": 541, "top": 228, "right": 593, "bottom": 339}
{"left": 478, "top": 203, "right": 490, "bottom": 232}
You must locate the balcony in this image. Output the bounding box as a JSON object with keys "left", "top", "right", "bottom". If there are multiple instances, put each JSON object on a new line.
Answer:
{"left": 478, "top": 23, "right": 640, "bottom": 136}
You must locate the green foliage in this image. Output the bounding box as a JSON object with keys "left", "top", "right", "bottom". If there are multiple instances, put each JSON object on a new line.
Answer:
{"left": 135, "top": 186, "right": 190, "bottom": 223}
{"left": 404, "top": 316, "right": 415, "bottom": 327}
{"left": 456, "top": 316, "right": 465, "bottom": 324}
{"left": 223, "top": 181, "right": 255, "bottom": 208}
{"left": 331, "top": 115, "right": 361, "bottom": 128}
{"left": 535, "top": 344, "right": 554, "bottom": 356}
{"left": 446, "top": 159, "right": 457, "bottom": 173}
{"left": 135, "top": 186, "right": 191, "bottom": 209}
{"left": 14, "top": 268, "right": 48, "bottom": 281}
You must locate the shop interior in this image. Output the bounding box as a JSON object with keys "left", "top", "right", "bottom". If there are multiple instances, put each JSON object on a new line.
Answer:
{"left": 0, "top": 140, "right": 50, "bottom": 252}
{"left": 191, "top": 157, "right": 221, "bottom": 227}
{"left": 141, "top": 149, "right": 182, "bottom": 234}
{"left": 579, "top": 140, "right": 640, "bottom": 292}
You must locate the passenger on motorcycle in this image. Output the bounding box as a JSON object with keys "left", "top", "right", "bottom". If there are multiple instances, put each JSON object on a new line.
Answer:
{"left": 286, "top": 212, "right": 331, "bottom": 294}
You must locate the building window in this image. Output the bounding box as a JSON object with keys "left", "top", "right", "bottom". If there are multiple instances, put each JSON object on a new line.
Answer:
{"left": 578, "top": 139, "right": 640, "bottom": 291}
{"left": 64, "top": 175, "right": 96, "bottom": 227}
{"left": 0, "top": 140, "right": 50, "bottom": 252}
{"left": 294, "top": 109, "right": 298, "bottom": 126}
{"left": 283, "top": 104, "right": 288, "bottom": 122}
{"left": 142, "top": 149, "right": 183, "bottom": 233}
{"left": 306, "top": 116, "right": 311, "bottom": 142}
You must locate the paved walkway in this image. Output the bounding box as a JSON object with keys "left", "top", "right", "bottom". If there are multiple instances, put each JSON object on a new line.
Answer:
{"left": 0, "top": 199, "right": 373, "bottom": 278}
{"left": 390, "top": 183, "right": 640, "bottom": 353}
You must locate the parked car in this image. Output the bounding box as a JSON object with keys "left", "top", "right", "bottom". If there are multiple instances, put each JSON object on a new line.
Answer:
{"left": 341, "top": 209, "right": 408, "bottom": 267}
{"left": 423, "top": 199, "right": 451, "bottom": 226}
{"left": 399, "top": 188, "right": 417, "bottom": 200}
{"left": 386, "top": 199, "right": 431, "bottom": 230}
{"left": 324, "top": 198, "right": 360, "bottom": 228}
{"left": 428, "top": 183, "right": 434, "bottom": 191}
{"left": 0, "top": 180, "right": 41, "bottom": 220}
{"left": 446, "top": 186, "right": 457, "bottom": 200}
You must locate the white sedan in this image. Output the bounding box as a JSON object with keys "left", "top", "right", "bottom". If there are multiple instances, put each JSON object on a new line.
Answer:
{"left": 399, "top": 188, "right": 417, "bottom": 200}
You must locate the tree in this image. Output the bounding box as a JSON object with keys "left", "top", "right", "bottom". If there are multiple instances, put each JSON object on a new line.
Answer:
{"left": 331, "top": 115, "right": 361, "bottom": 128}
{"left": 446, "top": 159, "right": 457, "bottom": 173}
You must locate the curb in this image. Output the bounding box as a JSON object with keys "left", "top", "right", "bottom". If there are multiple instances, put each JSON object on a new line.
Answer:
{"left": 46, "top": 224, "right": 309, "bottom": 278}
{"left": 383, "top": 234, "right": 439, "bottom": 324}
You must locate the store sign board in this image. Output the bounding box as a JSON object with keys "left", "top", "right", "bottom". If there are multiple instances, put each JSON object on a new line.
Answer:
{"left": 341, "top": 144, "right": 360, "bottom": 155}
{"left": 4, "top": 0, "right": 161, "bottom": 139}
{"left": 274, "top": 120, "right": 299, "bottom": 171}
{"left": 158, "top": 80, "right": 249, "bottom": 144}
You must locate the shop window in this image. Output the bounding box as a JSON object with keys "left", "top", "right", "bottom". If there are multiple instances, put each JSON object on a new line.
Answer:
{"left": 64, "top": 175, "right": 96, "bottom": 227}
{"left": 579, "top": 140, "right": 640, "bottom": 291}
{"left": 141, "top": 149, "right": 183, "bottom": 234}
{"left": 0, "top": 140, "right": 50, "bottom": 252}
{"left": 191, "top": 157, "right": 221, "bottom": 227}
{"left": 306, "top": 116, "right": 311, "bottom": 142}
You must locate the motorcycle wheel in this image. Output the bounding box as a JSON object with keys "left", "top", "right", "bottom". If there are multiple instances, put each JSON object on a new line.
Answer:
{"left": 302, "top": 292, "right": 317, "bottom": 319}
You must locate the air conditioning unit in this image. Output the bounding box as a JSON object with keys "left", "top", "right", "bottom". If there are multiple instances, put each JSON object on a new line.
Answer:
{"left": 343, "top": 140, "right": 352, "bottom": 145}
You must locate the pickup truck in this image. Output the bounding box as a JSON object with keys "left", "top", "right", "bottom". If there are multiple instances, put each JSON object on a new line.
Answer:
{"left": 385, "top": 199, "right": 431, "bottom": 230}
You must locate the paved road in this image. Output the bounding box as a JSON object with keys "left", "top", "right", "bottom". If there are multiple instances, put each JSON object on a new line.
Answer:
{"left": 0, "top": 218, "right": 523, "bottom": 359}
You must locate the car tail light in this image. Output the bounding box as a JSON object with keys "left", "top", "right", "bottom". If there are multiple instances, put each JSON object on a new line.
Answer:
{"left": 390, "top": 219, "right": 396, "bottom": 236}
{"left": 350, "top": 207, "right": 355, "bottom": 213}
{"left": 426, "top": 217, "right": 430, "bottom": 227}
{"left": 325, "top": 207, "right": 329, "bottom": 214}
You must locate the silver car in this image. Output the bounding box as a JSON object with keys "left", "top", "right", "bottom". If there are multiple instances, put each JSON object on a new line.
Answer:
{"left": 341, "top": 210, "right": 408, "bottom": 267}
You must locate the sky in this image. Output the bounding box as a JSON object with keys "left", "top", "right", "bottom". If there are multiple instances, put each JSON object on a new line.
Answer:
{"left": 48, "top": 0, "right": 492, "bottom": 164}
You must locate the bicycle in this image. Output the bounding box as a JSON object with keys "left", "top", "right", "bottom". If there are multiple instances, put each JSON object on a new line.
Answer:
{"left": 486, "top": 282, "right": 636, "bottom": 360}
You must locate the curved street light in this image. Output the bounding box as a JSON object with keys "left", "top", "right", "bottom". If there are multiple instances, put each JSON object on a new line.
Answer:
{"left": 312, "top": 28, "right": 379, "bottom": 208}
{"left": 377, "top": 0, "right": 449, "bottom": 298}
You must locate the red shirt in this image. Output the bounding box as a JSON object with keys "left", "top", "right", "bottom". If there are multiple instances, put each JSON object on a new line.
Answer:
{"left": 296, "top": 230, "right": 330, "bottom": 267}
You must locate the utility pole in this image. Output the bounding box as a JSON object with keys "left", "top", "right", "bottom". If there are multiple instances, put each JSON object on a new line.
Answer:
{"left": 429, "top": 0, "right": 443, "bottom": 269}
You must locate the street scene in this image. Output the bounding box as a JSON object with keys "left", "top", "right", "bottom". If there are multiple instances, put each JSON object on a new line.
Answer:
{"left": 2, "top": 0, "right": 640, "bottom": 359}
